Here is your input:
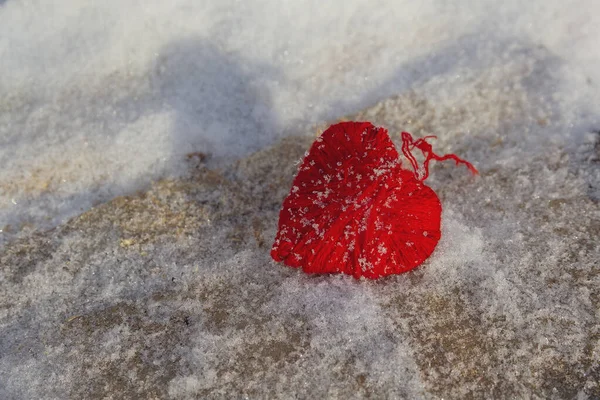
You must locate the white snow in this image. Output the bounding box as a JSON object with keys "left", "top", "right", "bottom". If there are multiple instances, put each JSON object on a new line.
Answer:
{"left": 1, "top": 0, "right": 599, "bottom": 242}
{"left": 1, "top": 0, "right": 600, "bottom": 397}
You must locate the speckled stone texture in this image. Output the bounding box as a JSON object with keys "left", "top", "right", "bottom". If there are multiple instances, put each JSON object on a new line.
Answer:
{"left": 1, "top": 43, "right": 599, "bottom": 399}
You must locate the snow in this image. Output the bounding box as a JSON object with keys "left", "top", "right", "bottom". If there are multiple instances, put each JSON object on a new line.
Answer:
{"left": 0, "top": 0, "right": 599, "bottom": 398}
{"left": 1, "top": 0, "right": 599, "bottom": 243}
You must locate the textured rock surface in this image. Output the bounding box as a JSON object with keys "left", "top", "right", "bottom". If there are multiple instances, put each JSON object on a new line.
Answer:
{"left": 1, "top": 42, "right": 599, "bottom": 399}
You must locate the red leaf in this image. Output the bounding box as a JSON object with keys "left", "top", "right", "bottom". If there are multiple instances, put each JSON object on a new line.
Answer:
{"left": 271, "top": 121, "right": 476, "bottom": 279}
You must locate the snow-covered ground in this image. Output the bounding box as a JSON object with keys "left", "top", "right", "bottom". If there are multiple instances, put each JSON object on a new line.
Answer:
{"left": 1, "top": 1, "right": 599, "bottom": 399}
{"left": 1, "top": 0, "right": 599, "bottom": 244}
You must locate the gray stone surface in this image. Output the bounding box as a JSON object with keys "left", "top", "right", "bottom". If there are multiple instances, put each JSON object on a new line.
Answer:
{"left": 1, "top": 43, "right": 599, "bottom": 399}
